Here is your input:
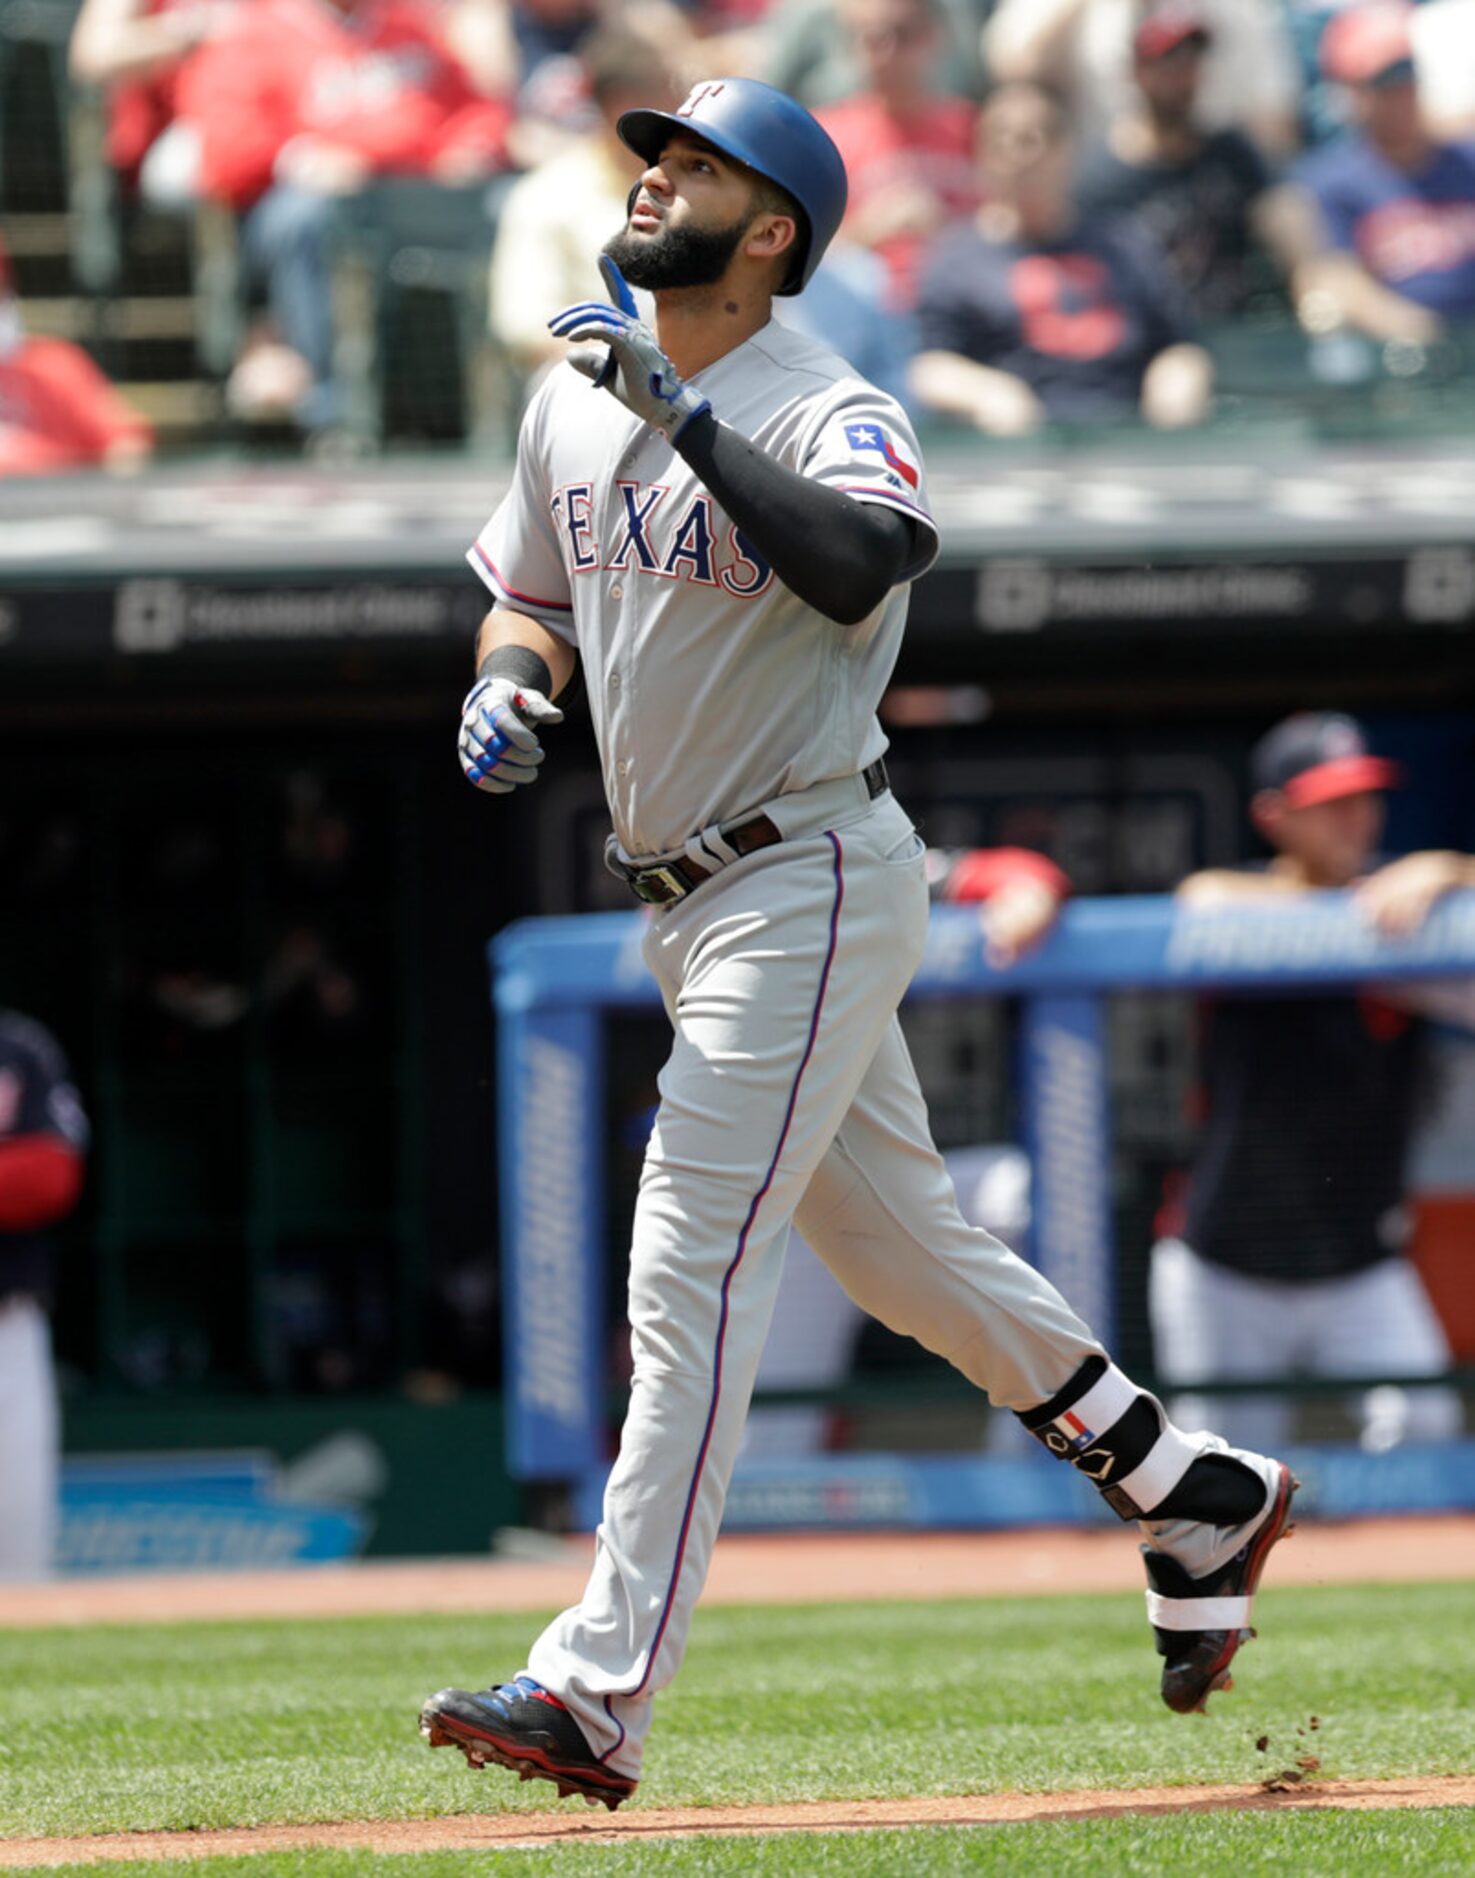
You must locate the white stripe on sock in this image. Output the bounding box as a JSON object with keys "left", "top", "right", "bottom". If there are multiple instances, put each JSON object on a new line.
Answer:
{"left": 1062, "top": 1363, "right": 1140, "bottom": 1441}
{"left": 1146, "top": 1590, "right": 1252, "bottom": 1631}
{"left": 1117, "top": 1421, "right": 1201, "bottom": 1516}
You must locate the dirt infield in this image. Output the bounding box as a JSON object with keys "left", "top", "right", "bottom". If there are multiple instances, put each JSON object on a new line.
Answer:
{"left": 2, "top": 1777, "right": 1472, "bottom": 1867}
{"left": 2, "top": 1519, "right": 1469, "bottom": 1866}
{"left": 3, "top": 1515, "right": 1473, "bottom": 1630}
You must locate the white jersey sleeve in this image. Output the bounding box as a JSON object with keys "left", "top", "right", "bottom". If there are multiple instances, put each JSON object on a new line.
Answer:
{"left": 466, "top": 383, "right": 577, "bottom": 645}
{"left": 800, "top": 390, "right": 940, "bottom": 584}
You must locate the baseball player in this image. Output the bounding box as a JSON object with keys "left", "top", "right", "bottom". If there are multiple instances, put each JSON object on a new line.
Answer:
{"left": 1154, "top": 710, "right": 1469, "bottom": 1453}
{"left": 0, "top": 1009, "right": 88, "bottom": 1579}
{"left": 420, "top": 78, "right": 1295, "bottom": 1809}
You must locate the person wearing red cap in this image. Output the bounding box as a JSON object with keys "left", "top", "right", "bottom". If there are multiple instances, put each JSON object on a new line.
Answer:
{"left": 0, "top": 240, "right": 154, "bottom": 477}
{"left": 1077, "top": 10, "right": 1325, "bottom": 321}
{"left": 1293, "top": 3, "right": 1475, "bottom": 344}
{"left": 1154, "top": 711, "right": 1469, "bottom": 1455}
{"left": 984, "top": 0, "right": 1302, "bottom": 159}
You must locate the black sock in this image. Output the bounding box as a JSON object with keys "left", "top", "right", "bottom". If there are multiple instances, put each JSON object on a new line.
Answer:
{"left": 1148, "top": 1453, "right": 1267, "bottom": 1525}
{"left": 1016, "top": 1357, "right": 1266, "bottom": 1524}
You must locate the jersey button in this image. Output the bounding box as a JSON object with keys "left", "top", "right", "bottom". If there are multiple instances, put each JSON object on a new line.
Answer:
{"left": 610, "top": 583, "right": 624, "bottom": 600}
{"left": 617, "top": 760, "right": 630, "bottom": 777}
{"left": 609, "top": 673, "right": 621, "bottom": 690}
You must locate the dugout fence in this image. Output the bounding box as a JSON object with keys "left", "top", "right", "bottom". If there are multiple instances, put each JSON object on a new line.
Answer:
{"left": 493, "top": 890, "right": 1475, "bottom": 1529}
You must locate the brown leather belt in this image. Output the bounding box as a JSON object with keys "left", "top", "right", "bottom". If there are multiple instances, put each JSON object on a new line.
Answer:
{"left": 620, "top": 759, "right": 889, "bottom": 907}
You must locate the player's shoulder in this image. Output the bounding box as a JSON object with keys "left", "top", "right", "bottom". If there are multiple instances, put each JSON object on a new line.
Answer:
{"left": 745, "top": 320, "right": 907, "bottom": 418}
{"left": 527, "top": 362, "right": 577, "bottom": 416}
{"left": 743, "top": 318, "right": 859, "bottom": 387}
{"left": 519, "top": 360, "right": 614, "bottom": 449}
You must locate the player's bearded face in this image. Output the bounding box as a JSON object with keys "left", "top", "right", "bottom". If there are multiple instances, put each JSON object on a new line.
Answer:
{"left": 604, "top": 207, "right": 754, "bottom": 291}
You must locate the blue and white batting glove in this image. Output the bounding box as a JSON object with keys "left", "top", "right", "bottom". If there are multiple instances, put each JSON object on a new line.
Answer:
{"left": 458, "top": 676, "right": 564, "bottom": 795}
{"left": 548, "top": 256, "right": 712, "bottom": 443}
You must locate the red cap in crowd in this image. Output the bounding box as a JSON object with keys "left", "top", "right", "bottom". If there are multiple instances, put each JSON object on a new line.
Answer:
{"left": 1133, "top": 6, "right": 1213, "bottom": 63}
{"left": 1320, "top": 4, "right": 1416, "bottom": 87}
{"left": 1251, "top": 712, "right": 1404, "bottom": 808}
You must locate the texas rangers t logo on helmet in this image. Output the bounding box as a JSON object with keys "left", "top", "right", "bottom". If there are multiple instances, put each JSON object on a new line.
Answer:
{"left": 678, "top": 82, "right": 726, "bottom": 117}
{"left": 845, "top": 423, "right": 919, "bottom": 490}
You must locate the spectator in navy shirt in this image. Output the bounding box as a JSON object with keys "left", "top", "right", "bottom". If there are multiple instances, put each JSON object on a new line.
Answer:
{"left": 1295, "top": 3, "right": 1475, "bottom": 344}
{"left": 1077, "top": 8, "right": 1324, "bottom": 322}
{"left": 912, "top": 80, "right": 1214, "bottom": 434}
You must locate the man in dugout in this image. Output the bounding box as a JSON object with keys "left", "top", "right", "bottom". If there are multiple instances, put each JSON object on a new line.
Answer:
{"left": 1153, "top": 710, "right": 1470, "bottom": 1454}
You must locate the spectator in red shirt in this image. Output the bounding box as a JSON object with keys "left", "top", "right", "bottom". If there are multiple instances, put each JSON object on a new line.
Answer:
{"left": 817, "top": 0, "right": 981, "bottom": 310}
{"left": 0, "top": 241, "right": 154, "bottom": 478}
{"left": 176, "top": 0, "right": 513, "bottom": 432}
{"left": 70, "top": 0, "right": 242, "bottom": 205}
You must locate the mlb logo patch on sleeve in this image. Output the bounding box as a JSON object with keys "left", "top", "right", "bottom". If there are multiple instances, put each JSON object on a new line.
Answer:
{"left": 844, "top": 423, "right": 919, "bottom": 489}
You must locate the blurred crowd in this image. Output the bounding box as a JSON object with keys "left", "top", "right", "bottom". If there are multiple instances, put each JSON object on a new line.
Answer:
{"left": 2, "top": 0, "right": 1475, "bottom": 464}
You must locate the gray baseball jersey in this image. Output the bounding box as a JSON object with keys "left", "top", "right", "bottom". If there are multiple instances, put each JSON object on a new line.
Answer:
{"left": 468, "top": 319, "right": 939, "bottom": 858}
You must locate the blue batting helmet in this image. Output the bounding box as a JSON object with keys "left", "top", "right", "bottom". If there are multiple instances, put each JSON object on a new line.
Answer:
{"left": 617, "top": 78, "right": 848, "bottom": 296}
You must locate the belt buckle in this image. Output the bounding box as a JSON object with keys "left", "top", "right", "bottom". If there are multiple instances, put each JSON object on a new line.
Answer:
{"left": 630, "top": 863, "right": 691, "bottom": 906}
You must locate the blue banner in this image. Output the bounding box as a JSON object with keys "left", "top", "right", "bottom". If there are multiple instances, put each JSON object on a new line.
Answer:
{"left": 1020, "top": 995, "right": 1113, "bottom": 1339}
{"left": 57, "top": 1452, "right": 368, "bottom": 1573}
{"left": 497, "top": 1003, "right": 606, "bottom": 1477}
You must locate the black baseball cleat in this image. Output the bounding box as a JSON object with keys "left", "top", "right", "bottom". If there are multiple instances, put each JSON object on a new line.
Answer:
{"left": 1142, "top": 1461, "right": 1299, "bottom": 1715}
{"left": 419, "top": 1676, "right": 637, "bottom": 1809}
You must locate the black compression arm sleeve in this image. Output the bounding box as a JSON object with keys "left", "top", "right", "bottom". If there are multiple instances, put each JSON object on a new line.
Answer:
{"left": 674, "top": 410, "right": 917, "bottom": 626}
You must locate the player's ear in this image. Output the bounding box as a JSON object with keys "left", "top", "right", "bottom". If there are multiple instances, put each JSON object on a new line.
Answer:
{"left": 744, "top": 211, "right": 798, "bottom": 273}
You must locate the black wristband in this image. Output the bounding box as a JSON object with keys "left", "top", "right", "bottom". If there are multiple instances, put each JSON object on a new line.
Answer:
{"left": 673, "top": 407, "right": 719, "bottom": 459}
{"left": 477, "top": 645, "right": 554, "bottom": 696}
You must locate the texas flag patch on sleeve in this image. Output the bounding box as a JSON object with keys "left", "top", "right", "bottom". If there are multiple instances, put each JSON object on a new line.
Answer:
{"left": 1049, "top": 1408, "right": 1098, "bottom": 1456}
{"left": 844, "top": 422, "right": 920, "bottom": 490}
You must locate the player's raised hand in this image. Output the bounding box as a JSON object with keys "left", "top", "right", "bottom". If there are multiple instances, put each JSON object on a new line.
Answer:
{"left": 547, "top": 257, "right": 712, "bottom": 442}
{"left": 600, "top": 254, "right": 639, "bottom": 318}
{"left": 458, "top": 676, "right": 564, "bottom": 796}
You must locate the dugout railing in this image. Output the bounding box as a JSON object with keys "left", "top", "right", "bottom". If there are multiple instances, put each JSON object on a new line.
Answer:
{"left": 491, "top": 890, "right": 1475, "bottom": 1522}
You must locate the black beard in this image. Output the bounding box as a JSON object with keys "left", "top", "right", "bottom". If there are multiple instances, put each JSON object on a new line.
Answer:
{"left": 604, "top": 212, "right": 751, "bottom": 291}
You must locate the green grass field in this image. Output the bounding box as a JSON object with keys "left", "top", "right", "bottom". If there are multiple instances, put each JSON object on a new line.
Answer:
{"left": 2, "top": 1581, "right": 1472, "bottom": 1873}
